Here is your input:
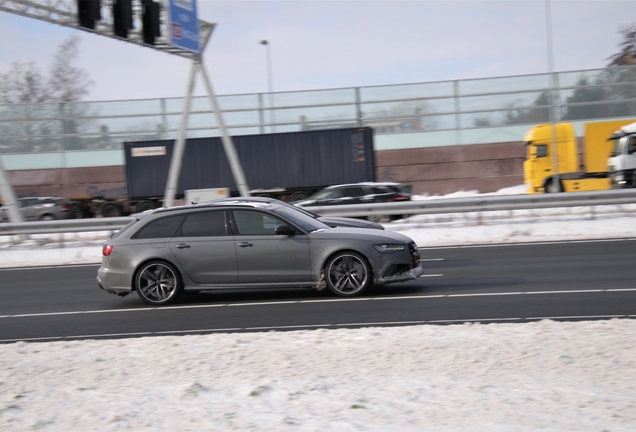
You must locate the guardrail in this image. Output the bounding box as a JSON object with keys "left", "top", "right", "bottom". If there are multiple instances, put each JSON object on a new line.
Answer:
{"left": 1, "top": 189, "right": 635, "bottom": 237}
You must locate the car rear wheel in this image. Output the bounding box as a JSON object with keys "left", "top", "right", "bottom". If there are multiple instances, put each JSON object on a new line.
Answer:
{"left": 325, "top": 252, "right": 371, "bottom": 296}
{"left": 135, "top": 260, "right": 182, "bottom": 305}
{"left": 39, "top": 214, "right": 56, "bottom": 221}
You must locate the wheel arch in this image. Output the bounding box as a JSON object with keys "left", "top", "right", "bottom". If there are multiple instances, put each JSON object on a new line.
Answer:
{"left": 543, "top": 176, "right": 564, "bottom": 193}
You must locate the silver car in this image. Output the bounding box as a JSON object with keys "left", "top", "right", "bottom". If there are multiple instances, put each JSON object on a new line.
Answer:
{"left": 97, "top": 200, "right": 423, "bottom": 305}
{"left": 0, "top": 196, "right": 74, "bottom": 222}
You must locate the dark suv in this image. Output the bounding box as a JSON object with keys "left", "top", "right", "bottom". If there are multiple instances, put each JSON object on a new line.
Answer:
{"left": 292, "top": 182, "right": 412, "bottom": 221}
{"left": 0, "top": 196, "right": 74, "bottom": 222}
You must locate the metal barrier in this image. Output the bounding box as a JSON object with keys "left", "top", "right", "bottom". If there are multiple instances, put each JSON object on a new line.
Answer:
{"left": 1, "top": 189, "right": 635, "bottom": 237}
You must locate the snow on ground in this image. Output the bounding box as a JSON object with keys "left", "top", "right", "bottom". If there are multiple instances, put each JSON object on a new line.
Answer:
{"left": 1, "top": 186, "right": 635, "bottom": 431}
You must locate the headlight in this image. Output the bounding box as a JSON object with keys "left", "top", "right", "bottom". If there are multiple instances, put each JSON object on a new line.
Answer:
{"left": 373, "top": 244, "right": 406, "bottom": 253}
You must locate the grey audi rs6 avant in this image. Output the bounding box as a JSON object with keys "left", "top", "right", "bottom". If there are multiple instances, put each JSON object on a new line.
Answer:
{"left": 97, "top": 199, "right": 423, "bottom": 305}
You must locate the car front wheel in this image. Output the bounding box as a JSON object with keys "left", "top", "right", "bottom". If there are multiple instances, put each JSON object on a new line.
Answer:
{"left": 325, "top": 252, "right": 372, "bottom": 297}
{"left": 135, "top": 260, "right": 182, "bottom": 305}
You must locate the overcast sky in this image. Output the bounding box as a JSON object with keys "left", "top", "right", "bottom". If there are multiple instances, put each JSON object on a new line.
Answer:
{"left": 0, "top": 0, "right": 633, "bottom": 102}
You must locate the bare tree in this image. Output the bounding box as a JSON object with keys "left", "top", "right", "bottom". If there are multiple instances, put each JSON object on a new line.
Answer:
{"left": 607, "top": 23, "right": 636, "bottom": 66}
{"left": 0, "top": 35, "right": 93, "bottom": 152}
{"left": 0, "top": 62, "right": 51, "bottom": 104}
{"left": 48, "top": 35, "right": 93, "bottom": 102}
{"left": 0, "top": 35, "right": 92, "bottom": 105}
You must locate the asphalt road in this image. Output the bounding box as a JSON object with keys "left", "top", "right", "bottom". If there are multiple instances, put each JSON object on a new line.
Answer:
{"left": 1, "top": 239, "right": 635, "bottom": 343}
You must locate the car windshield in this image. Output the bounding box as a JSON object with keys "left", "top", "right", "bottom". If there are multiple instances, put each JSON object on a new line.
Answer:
{"left": 269, "top": 204, "right": 329, "bottom": 232}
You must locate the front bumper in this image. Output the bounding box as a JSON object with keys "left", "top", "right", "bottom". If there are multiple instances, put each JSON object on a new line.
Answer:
{"left": 376, "top": 265, "right": 424, "bottom": 284}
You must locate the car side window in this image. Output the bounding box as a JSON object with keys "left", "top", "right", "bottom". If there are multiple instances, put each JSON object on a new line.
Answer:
{"left": 133, "top": 215, "right": 184, "bottom": 239}
{"left": 343, "top": 187, "right": 365, "bottom": 197}
{"left": 322, "top": 190, "right": 343, "bottom": 199}
{"left": 371, "top": 187, "right": 390, "bottom": 194}
{"left": 179, "top": 211, "right": 227, "bottom": 237}
{"left": 629, "top": 137, "right": 636, "bottom": 154}
{"left": 233, "top": 210, "right": 285, "bottom": 235}
{"left": 20, "top": 199, "right": 36, "bottom": 208}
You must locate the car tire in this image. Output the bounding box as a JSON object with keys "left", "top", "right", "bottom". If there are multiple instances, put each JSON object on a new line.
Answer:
{"left": 39, "top": 214, "right": 56, "bottom": 221}
{"left": 325, "top": 251, "right": 372, "bottom": 297}
{"left": 134, "top": 260, "right": 183, "bottom": 306}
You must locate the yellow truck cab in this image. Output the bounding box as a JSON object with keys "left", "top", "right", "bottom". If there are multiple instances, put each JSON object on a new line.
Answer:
{"left": 522, "top": 121, "right": 628, "bottom": 193}
{"left": 524, "top": 123, "right": 579, "bottom": 193}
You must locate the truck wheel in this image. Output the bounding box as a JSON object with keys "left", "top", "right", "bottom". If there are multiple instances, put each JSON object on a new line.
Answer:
{"left": 288, "top": 191, "right": 310, "bottom": 202}
{"left": 545, "top": 179, "right": 563, "bottom": 193}
{"left": 136, "top": 201, "right": 156, "bottom": 213}
{"left": 70, "top": 203, "right": 92, "bottom": 219}
{"left": 101, "top": 203, "right": 123, "bottom": 217}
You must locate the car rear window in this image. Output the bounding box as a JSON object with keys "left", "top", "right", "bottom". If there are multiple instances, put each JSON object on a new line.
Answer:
{"left": 179, "top": 211, "right": 228, "bottom": 237}
{"left": 110, "top": 220, "right": 138, "bottom": 239}
{"left": 133, "top": 215, "right": 184, "bottom": 239}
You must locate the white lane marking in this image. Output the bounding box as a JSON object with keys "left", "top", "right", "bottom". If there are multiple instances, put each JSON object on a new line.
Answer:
{"left": 525, "top": 289, "right": 603, "bottom": 295}
{"left": 300, "top": 298, "right": 372, "bottom": 304}
{"left": 448, "top": 292, "right": 523, "bottom": 297}
{"left": 526, "top": 315, "right": 625, "bottom": 320}
{"left": 418, "top": 237, "right": 636, "bottom": 250}
{"left": 420, "top": 258, "right": 445, "bottom": 261}
{"left": 229, "top": 301, "right": 297, "bottom": 307}
{"left": 69, "top": 332, "right": 153, "bottom": 338}
{"left": 428, "top": 317, "right": 523, "bottom": 323}
{"left": 245, "top": 324, "right": 330, "bottom": 330}
{"left": 1, "top": 287, "right": 634, "bottom": 320}
{"left": 0, "top": 263, "right": 100, "bottom": 271}
{"left": 378, "top": 295, "right": 446, "bottom": 300}
{"left": 335, "top": 321, "right": 425, "bottom": 326}
{"left": 3, "top": 314, "right": 634, "bottom": 343}
{"left": 155, "top": 328, "right": 242, "bottom": 334}
{"left": 420, "top": 274, "right": 443, "bottom": 277}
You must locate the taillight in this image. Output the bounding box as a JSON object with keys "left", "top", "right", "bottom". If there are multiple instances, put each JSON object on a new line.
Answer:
{"left": 391, "top": 194, "right": 410, "bottom": 201}
{"left": 102, "top": 244, "right": 114, "bottom": 256}
{"left": 58, "top": 199, "right": 69, "bottom": 212}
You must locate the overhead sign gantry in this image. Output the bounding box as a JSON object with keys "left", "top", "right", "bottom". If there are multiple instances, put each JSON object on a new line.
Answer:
{"left": 0, "top": 0, "right": 250, "bottom": 217}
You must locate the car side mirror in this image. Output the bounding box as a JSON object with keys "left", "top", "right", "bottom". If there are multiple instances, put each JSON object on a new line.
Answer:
{"left": 275, "top": 225, "right": 296, "bottom": 236}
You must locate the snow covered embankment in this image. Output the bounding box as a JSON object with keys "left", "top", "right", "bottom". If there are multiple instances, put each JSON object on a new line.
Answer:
{"left": 1, "top": 320, "right": 635, "bottom": 431}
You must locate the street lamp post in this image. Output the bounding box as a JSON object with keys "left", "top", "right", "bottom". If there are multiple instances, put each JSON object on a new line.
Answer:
{"left": 545, "top": 0, "right": 560, "bottom": 192}
{"left": 260, "top": 40, "right": 276, "bottom": 133}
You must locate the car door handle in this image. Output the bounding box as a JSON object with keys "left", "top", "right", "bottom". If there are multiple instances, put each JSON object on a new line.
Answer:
{"left": 175, "top": 243, "right": 190, "bottom": 249}
{"left": 238, "top": 242, "right": 253, "bottom": 248}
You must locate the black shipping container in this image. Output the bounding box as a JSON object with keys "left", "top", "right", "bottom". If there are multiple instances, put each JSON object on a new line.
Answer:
{"left": 124, "top": 127, "right": 376, "bottom": 200}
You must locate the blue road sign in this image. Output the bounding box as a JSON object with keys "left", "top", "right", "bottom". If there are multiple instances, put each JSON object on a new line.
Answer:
{"left": 168, "top": 0, "right": 200, "bottom": 53}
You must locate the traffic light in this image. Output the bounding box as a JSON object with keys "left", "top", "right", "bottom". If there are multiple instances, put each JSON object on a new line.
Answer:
{"left": 142, "top": 0, "right": 161, "bottom": 45}
{"left": 113, "top": 0, "right": 133, "bottom": 38}
{"left": 77, "top": 0, "right": 101, "bottom": 30}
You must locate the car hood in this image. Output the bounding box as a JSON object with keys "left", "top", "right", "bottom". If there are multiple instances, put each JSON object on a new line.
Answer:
{"left": 310, "top": 226, "right": 414, "bottom": 243}
{"left": 316, "top": 216, "right": 384, "bottom": 230}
